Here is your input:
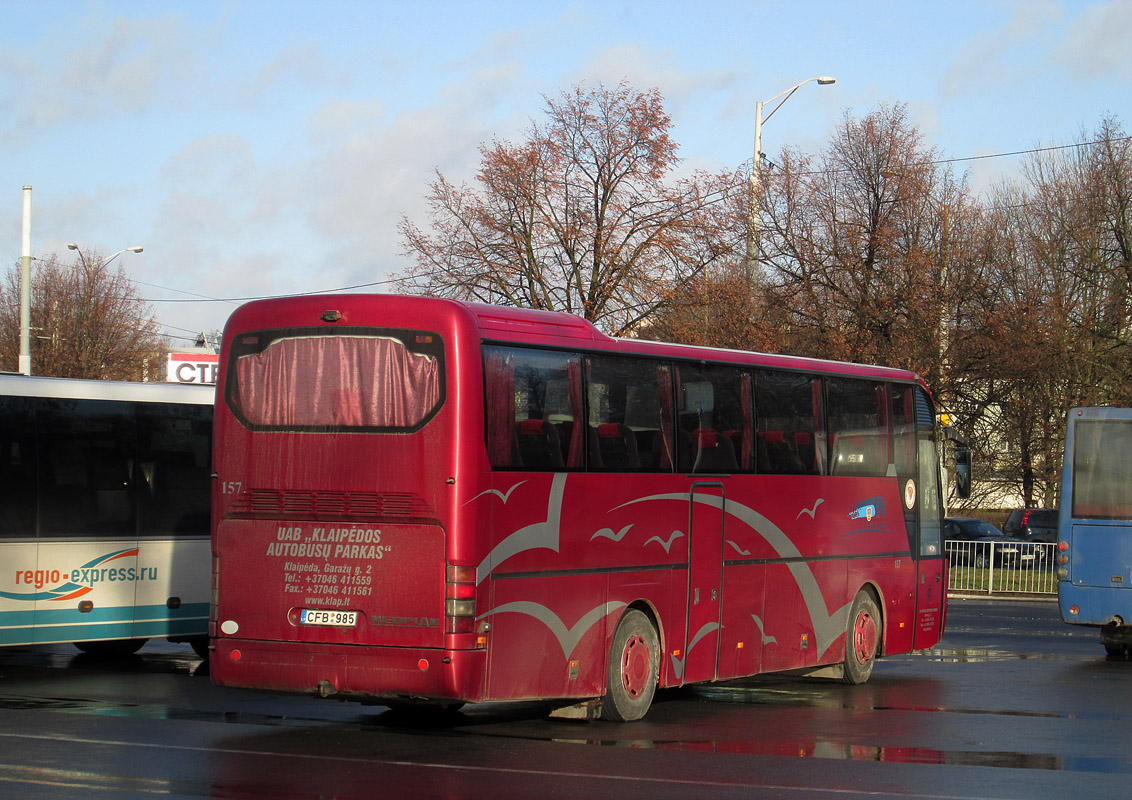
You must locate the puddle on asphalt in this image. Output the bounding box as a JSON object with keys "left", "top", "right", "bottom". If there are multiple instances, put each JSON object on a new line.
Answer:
{"left": 689, "top": 680, "right": 1113, "bottom": 721}
{"left": 917, "top": 646, "right": 1075, "bottom": 663}
{"left": 0, "top": 694, "right": 332, "bottom": 728}
{"left": 6, "top": 692, "right": 1127, "bottom": 775}
{"left": 545, "top": 734, "right": 1132, "bottom": 773}
{"left": 3, "top": 674, "right": 1130, "bottom": 776}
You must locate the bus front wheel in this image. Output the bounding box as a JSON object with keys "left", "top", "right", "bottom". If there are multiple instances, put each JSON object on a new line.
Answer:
{"left": 601, "top": 609, "right": 659, "bottom": 722}
{"left": 842, "top": 592, "right": 880, "bottom": 684}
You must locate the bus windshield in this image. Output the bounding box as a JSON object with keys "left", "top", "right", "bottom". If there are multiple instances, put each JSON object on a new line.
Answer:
{"left": 226, "top": 327, "right": 444, "bottom": 431}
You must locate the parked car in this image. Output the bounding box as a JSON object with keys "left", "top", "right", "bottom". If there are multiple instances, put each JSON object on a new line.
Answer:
{"left": 1002, "top": 508, "right": 1059, "bottom": 544}
{"left": 943, "top": 517, "right": 1040, "bottom": 568}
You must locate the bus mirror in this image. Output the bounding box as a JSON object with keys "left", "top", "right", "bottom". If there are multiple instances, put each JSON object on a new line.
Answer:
{"left": 954, "top": 447, "right": 971, "bottom": 499}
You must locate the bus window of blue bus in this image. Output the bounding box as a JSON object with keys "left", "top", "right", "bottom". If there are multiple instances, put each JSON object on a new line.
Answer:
{"left": 1058, "top": 407, "right": 1132, "bottom": 656}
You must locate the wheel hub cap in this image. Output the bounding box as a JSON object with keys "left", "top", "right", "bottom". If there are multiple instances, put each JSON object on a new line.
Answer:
{"left": 853, "top": 611, "right": 877, "bottom": 664}
{"left": 621, "top": 634, "right": 651, "bottom": 698}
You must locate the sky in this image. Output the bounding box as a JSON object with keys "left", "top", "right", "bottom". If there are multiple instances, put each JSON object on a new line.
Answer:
{"left": 1, "top": 0, "right": 1129, "bottom": 348}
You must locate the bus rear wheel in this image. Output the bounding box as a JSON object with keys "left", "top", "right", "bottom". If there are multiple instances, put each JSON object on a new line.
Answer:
{"left": 601, "top": 609, "right": 659, "bottom": 722}
{"left": 74, "top": 638, "right": 147, "bottom": 657}
{"left": 842, "top": 592, "right": 880, "bottom": 685}
{"left": 189, "top": 636, "right": 210, "bottom": 659}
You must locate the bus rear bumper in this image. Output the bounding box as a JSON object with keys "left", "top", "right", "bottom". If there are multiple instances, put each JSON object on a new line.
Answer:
{"left": 210, "top": 638, "right": 487, "bottom": 703}
{"left": 1059, "top": 583, "right": 1132, "bottom": 627}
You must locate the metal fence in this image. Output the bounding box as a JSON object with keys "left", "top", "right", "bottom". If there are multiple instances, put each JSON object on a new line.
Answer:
{"left": 944, "top": 540, "right": 1058, "bottom": 596}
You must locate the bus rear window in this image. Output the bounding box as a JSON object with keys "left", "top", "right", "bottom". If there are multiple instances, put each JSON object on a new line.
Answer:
{"left": 227, "top": 328, "right": 444, "bottom": 432}
{"left": 1072, "top": 420, "right": 1132, "bottom": 519}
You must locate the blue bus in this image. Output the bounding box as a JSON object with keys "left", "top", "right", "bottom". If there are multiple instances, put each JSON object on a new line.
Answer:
{"left": 1057, "top": 406, "right": 1132, "bottom": 656}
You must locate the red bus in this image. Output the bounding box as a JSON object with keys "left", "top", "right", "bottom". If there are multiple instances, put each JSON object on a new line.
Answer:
{"left": 210, "top": 294, "right": 949, "bottom": 721}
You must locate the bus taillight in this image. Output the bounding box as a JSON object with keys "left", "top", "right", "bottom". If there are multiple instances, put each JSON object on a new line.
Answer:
{"left": 445, "top": 565, "right": 477, "bottom": 635}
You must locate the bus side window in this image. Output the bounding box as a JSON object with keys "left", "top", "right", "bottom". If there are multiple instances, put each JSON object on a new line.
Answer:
{"left": 137, "top": 405, "right": 212, "bottom": 536}
{"left": 587, "top": 356, "right": 669, "bottom": 473}
{"left": 755, "top": 370, "right": 823, "bottom": 476}
{"left": 827, "top": 378, "right": 887, "bottom": 477}
{"left": 676, "top": 363, "right": 749, "bottom": 474}
{"left": 0, "top": 396, "right": 36, "bottom": 538}
{"left": 38, "top": 399, "right": 137, "bottom": 537}
{"left": 484, "top": 346, "right": 583, "bottom": 471}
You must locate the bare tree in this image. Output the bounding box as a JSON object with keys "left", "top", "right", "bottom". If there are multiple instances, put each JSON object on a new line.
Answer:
{"left": 634, "top": 106, "right": 1131, "bottom": 513}
{"left": 968, "top": 117, "right": 1132, "bottom": 507}
{"left": 0, "top": 250, "right": 167, "bottom": 380}
{"left": 745, "top": 105, "right": 987, "bottom": 381}
{"left": 398, "top": 81, "right": 744, "bottom": 335}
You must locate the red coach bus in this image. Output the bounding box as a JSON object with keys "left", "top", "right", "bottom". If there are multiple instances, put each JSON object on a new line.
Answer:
{"left": 210, "top": 294, "right": 952, "bottom": 721}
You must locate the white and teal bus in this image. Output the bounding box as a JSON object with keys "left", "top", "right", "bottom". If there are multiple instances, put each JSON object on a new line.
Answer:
{"left": 1058, "top": 406, "right": 1132, "bottom": 656}
{"left": 0, "top": 374, "right": 212, "bottom": 656}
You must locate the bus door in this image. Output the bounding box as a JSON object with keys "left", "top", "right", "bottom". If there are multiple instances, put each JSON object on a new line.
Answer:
{"left": 893, "top": 385, "right": 946, "bottom": 650}
{"left": 914, "top": 554, "right": 946, "bottom": 649}
{"left": 683, "top": 482, "right": 724, "bottom": 684}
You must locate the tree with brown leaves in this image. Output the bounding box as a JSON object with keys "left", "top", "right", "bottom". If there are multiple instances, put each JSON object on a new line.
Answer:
{"left": 754, "top": 104, "right": 985, "bottom": 377}
{"left": 0, "top": 250, "right": 167, "bottom": 380}
{"left": 398, "top": 82, "right": 743, "bottom": 336}
{"left": 965, "top": 116, "right": 1132, "bottom": 507}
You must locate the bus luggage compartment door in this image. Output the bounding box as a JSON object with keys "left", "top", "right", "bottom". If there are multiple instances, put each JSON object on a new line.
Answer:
{"left": 214, "top": 518, "right": 446, "bottom": 649}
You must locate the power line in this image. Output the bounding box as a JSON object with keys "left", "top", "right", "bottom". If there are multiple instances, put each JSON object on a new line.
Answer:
{"left": 763, "top": 134, "right": 1132, "bottom": 176}
{"left": 137, "top": 134, "right": 1132, "bottom": 311}
{"left": 930, "top": 135, "right": 1132, "bottom": 167}
{"left": 139, "top": 276, "right": 401, "bottom": 304}
{"left": 134, "top": 279, "right": 235, "bottom": 305}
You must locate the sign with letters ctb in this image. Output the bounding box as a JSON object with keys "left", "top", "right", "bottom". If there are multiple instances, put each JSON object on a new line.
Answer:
{"left": 167, "top": 353, "right": 219, "bottom": 384}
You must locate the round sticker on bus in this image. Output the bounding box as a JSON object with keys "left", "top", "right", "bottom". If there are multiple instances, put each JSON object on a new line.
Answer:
{"left": 904, "top": 479, "right": 917, "bottom": 509}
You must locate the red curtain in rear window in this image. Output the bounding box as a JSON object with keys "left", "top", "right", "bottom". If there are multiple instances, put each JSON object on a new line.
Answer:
{"left": 236, "top": 336, "right": 440, "bottom": 428}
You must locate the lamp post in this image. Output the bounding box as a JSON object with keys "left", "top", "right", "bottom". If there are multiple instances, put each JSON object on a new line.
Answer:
{"left": 66, "top": 243, "right": 144, "bottom": 272}
{"left": 746, "top": 76, "right": 836, "bottom": 279}
{"left": 56, "top": 243, "right": 144, "bottom": 379}
{"left": 18, "top": 187, "right": 32, "bottom": 375}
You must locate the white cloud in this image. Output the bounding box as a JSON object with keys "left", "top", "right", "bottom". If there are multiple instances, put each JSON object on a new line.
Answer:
{"left": 1054, "top": 0, "right": 1132, "bottom": 78}
{"left": 939, "top": 2, "right": 1061, "bottom": 102}
{"left": 237, "top": 41, "right": 349, "bottom": 106}
{"left": 306, "top": 99, "right": 388, "bottom": 145}
{"left": 0, "top": 11, "right": 198, "bottom": 143}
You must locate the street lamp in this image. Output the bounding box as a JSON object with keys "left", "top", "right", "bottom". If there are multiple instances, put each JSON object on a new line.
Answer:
{"left": 67, "top": 242, "right": 144, "bottom": 271}
{"left": 15, "top": 241, "right": 144, "bottom": 377}
{"left": 747, "top": 76, "right": 836, "bottom": 277}
{"left": 19, "top": 186, "right": 32, "bottom": 375}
